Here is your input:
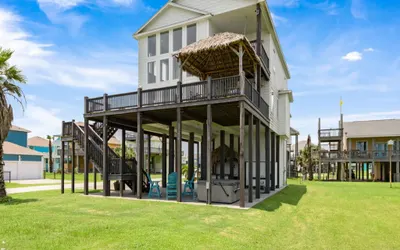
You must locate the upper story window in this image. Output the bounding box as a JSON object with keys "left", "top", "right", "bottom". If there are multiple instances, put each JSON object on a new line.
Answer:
{"left": 187, "top": 24, "right": 197, "bottom": 45}
{"left": 148, "top": 35, "right": 156, "bottom": 57}
{"left": 173, "top": 28, "right": 182, "bottom": 51}
{"left": 160, "top": 31, "right": 169, "bottom": 54}
{"left": 160, "top": 59, "right": 169, "bottom": 82}
{"left": 148, "top": 61, "right": 156, "bottom": 84}
{"left": 173, "top": 57, "right": 179, "bottom": 80}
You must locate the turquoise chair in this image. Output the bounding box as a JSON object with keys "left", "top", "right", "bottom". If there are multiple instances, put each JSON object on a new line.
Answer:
{"left": 166, "top": 172, "right": 177, "bottom": 200}
{"left": 182, "top": 174, "right": 195, "bottom": 199}
{"left": 146, "top": 173, "right": 161, "bottom": 198}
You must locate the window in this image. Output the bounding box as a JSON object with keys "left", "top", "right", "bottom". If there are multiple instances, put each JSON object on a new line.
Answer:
{"left": 160, "top": 59, "right": 169, "bottom": 82}
{"left": 356, "top": 141, "right": 368, "bottom": 151}
{"left": 160, "top": 31, "right": 169, "bottom": 54}
{"left": 187, "top": 24, "right": 197, "bottom": 45}
{"left": 148, "top": 62, "right": 156, "bottom": 84}
{"left": 173, "top": 28, "right": 182, "bottom": 51}
{"left": 173, "top": 57, "right": 179, "bottom": 80}
{"left": 148, "top": 35, "right": 156, "bottom": 57}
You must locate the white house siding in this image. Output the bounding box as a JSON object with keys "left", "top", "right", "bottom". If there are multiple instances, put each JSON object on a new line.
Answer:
{"left": 176, "top": 0, "right": 257, "bottom": 15}
{"left": 142, "top": 5, "right": 203, "bottom": 33}
{"left": 4, "top": 160, "right": 43, "bottom": 180}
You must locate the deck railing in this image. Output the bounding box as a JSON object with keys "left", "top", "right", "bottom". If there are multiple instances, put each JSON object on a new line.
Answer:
{"left": 250, "top": 41, "right": 270, "bottom": 75}
{"left": 320, "top": 150, "right": 400, "bottom": 161}
{"left": 86, "top": 75, "right": 269, "bottom": 120}
{"left": 319, "top": 128, "right": 343, "bottom": 139}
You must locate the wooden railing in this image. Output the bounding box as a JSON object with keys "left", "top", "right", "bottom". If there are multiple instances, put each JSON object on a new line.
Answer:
{"left": 86, "top": 75, "right": 269, "bottom": 120}
{"left": 320, "top": 150, "right": 400, "bottom": 161}
{"left": 319, "top": 128, "right": 343, "bottom": 139}
{"left": 63, "top": 122, "right": 73, "bottom": 137}
{"left": 250, "top": 41, "right": 270, "bottom": 75}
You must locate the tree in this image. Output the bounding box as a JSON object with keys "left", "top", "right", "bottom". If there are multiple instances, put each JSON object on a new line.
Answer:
{"left": 0, "top": 47, "right": 27, "bottom": 198}
{"left": 296, "top": 135, "right": 319, "bottom": 181}
{"left": 47, "top": 135, "right": 53, "bottom": 172}
{"left": 114, "top": 145, "right": 135, "bottom": 159}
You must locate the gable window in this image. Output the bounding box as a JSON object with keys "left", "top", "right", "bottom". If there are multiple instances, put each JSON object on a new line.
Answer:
{"left": 173, "top": 57, "right": 179, "bottom": 80}
{"left": 148, "top": 61, "right": 156, "bottom": 84}
{"left": 160, "top": 59, "right": 169, "bottom": 82}
{"left": 187, "top": 24, "right": 197, "bottom": 45}
{"left": 160, "top": 31, "right": 169, "bottom": 54}
{"left": 148, "top": 35, "right": 156, "bottom": 57}
{"left": 173, "top": 28, "right": 182, "bottom": 51}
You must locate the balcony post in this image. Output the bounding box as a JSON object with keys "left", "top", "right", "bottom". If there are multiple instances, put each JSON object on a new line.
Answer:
{"left": 248, "top": 112, "right": 253, "bottom": 203}
{"left": 137, "top": 112, "right": 143, "bottom": 199}
{"left": 207, "top": 76, "right": 212, "bottom": 100}
{"left": 229, "top": 134, "right": 234, "bottom": 179}
{"left": 138, "top": 86, "right": 142, "bottom": 108}
{"left": 256, "top": 2, "right": 262, "bottom": 94}
{"left": 201, "top": 122, "right": 207, "bottom": 180}
{"left": 147, "top": 135, "right": 151, "bottom": 174}
{"left": 84, "top": 118, "right": 89, "bottom": 195}
{"left": 168, "top": 125, "right": 174, "bottom": 174}
{"left": 206, "top": 104, "right": 213, "bottom": 205}
{"left": 162, "top": 134, "right": 167, "bottom": 188}
{"left": 189, "top": 132, "right": 195, "bottom": 181}
{"left": 255, "top": 119, "right": 261, "bottom": 199}
{"left": 220, "top": 130, "right": 225, "bottom": 179}
{"left": 103, "top": 94, "right": 108, "bottom": 111}
{"left": 176, "top": 108, "right": 182, "bottom": 202}
{"left": 239, "top": 44, "right": 244, "bottom": 95}
{"left": 84, "top": 96, "right": 88, "bottom": 114}
{"left": 239, "top": 102, "right": 246, "bottom": 208}
{"left": 265, "top": 125, "right": 271, "bottom": 194}
{"left": 103, "top": 115, "right": 109, "bottom": 196}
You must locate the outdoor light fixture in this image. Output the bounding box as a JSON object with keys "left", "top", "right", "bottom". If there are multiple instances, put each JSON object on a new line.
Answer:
{"left": 388, "top": 140, "right": 394, "bottom": 188}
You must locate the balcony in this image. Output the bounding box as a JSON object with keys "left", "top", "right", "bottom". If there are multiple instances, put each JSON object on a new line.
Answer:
{"left": 250, "top": 41, "right": 270, "bottom": 79}
{"left": 319, "top": 128, "right": 343, "bottom": 142}
{"left": 320, "top": 150, "right": 400, "bottom": 162}
{"left": 86, "top": 75, "right": 270, "bottom": 120}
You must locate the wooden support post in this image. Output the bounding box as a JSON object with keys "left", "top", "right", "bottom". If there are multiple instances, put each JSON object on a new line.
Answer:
{"left": 348, "top": 138, "right": 352, "bottom": 182}
{"left": 255, "top": 119, "right": 261, "bottom": 199}
{"left": 120, "top": 129, "right": 126, "bottom": 196}
{"left": 196, "top": 142, "right": 200, "bottom": 179}
{"left": 168, "top": 125, "right": 174, "bottom": 174}
{"left": 265, "top": 125, "right": 271, "bottom": 193}
{"left": 93, "top": 164, "right": 97, "bottom": 190}
{"left": 176, "top": 108, "right": 182, "bottom": 202}
{"left": 271, "top": 132, "right": 276, "bottom": 191}
{"left": 239, "top": 44, "right": 244, "bottom": 95}
{"left": 103, "top": 115, "right": 109, "bottom": 196}
{"left": 119, "top": 159, "right": 124, "bottom": 197}
{"left": 248, "top": 113, "right": 253, "bottom": 203}
{"left": 83, "top": 98, "right": 90, "bottom": 194}
{"left": 206, "top": 104, "right": 213, "bottom": 205}
{"left": 201, "top": 122, "right": 207, "bottom": 180}
{"left": 137, "top": 112, "right": 143, "bottom": 199}
{"left": 162, "top": 134, "right": 167, "bottom": 188}
{"left": 147, "top": 135, "right": 151, "bottom": 174}
{"left": 229, "top": 134, "right": 234, "bottom": 179}
{"left": 188, "top": 132, "right": 195, "bottom": 180}
{"left": 71, "top": 140, "right": 75, "bottom": 193}
{"left": 276, "top": 134, "right": 280, "bottom": 188}
{"left": 61, "top": 139, "right": 65, "bottom": 194}
{"left": 220, "top": 130, "right": 225, "bottom": 179}
{"left": 295, "top": 135, "right": 299, "bottom": 177}
{"left": 362, "top": 163, "right": 365, "bottom": 181}
{"left": 239, "top": 102, "right": 246, "bottom": 207}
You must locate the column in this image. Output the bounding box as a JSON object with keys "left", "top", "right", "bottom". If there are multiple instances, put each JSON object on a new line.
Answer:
{"left": 121, "top": 129, "right": 126, "bottom": 195}
{"left": 248, "top": 113, "right": 253, "bottom": 203}
{"left": 206, "top": 104, "right": 213, "bottom": 205}
{"left": 295, "top": 135, "right": 299, "bottom": 177}
{"left": 229, "top": 134, "right": 234, "bottom": 179}
{"left": 71, "top": 140, "right": 75, "bottom": 193}
{"left": 348, "top": 139, "right": 352, "bottom": 181}
{"left": 83, "top": 118, "right": 89, "bottom": 194}
{"left": 61, "top": 140, "right": 65, "bottom": 194}
{"left": 255, "top": 119, "right": 261, "bottom": 199}
{"left": 176, "top": 108, "right": 182, "bottom": 202}
{"left": 196, "top": 142, "right": 200, "bottom": 178}
{"left": 201, "top": 122, "right": 207, "bottom": 180}
{"left": 265, "top": 125, "right": 271, "bottom": 194}
{"left": 188, "top": 132, "right": 195, "bottom": 180}
{"left": 362, "top": 163, "right": 365, "bottom": 181}
{"left": 137, "top": 112, "right": 143, "bottom": 199}
{"left": 168, "top": 125, "right": 174, "bottom": 174}
{"left": 396, "top": 162, "right": 399, "bottom": 182}
{"left": 220, "top": 130, "right": 225, "bottom": 179}
{"left": 162, "top": 134, "right": 167, "bottom": 188}
{"left": 147, "top": 135, "right": 151, "bottom": 174}
{"left": 276, "top": 134, "right": 280, "bottom": 188}
{"left": 271, "top": 132, "right": 276, "bottom": 191}
{"left": 103, "top": 115, "right": 109, "bottom": 196}
{"left": 239, "top": 102, "right": 245, "bottom": 207}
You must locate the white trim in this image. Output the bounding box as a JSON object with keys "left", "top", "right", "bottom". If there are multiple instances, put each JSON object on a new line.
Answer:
{"left": 134, "top": 2, "right": 208, "bottom": 36}
{"left": 134, "top": 15, "right": 211, "bottom": 39}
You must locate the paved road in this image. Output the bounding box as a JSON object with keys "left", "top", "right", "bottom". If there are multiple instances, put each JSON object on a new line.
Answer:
{"left": 7, "top": 183, "right": 103, "bottom": 194}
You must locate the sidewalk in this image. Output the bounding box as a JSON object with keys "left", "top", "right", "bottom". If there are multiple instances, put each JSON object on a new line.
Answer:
{"left": 7, "top": 183, "right": 103, "bottom": 194}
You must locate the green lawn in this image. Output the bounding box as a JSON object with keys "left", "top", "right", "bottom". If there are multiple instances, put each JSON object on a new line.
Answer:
{"left": 1, "top": 180, "right": 400, "bottom": 249}
{"left": 5, "top": 182, "right": 57, "bottom": 188}
{"left": 44, "top": 173, "right": 162, "bottom": 182}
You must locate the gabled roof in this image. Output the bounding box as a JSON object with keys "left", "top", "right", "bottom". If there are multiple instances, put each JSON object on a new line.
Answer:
{"left": 344, "top": 119, "right": 400, "bottom": 139}
{"left": 134, "top": 1, "right": 209, "bottom": 36}
{"left": 10, "top": 125, "right": 31, "bottom": 133}
{"left": 28, "top": 136, "right": 49, "bottom": 147}
{"left": 3, "top": 141, "right": 44, "bottom": 156}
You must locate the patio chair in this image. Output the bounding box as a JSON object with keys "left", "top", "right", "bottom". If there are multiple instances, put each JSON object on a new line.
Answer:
{"left": 166, "top": 172, "right": 177, "bottom": 200}
{"left": 146, "top": 173, "right": 161, "bottom": 198}
{"left": 182, "top": 174, "right": 195, "bottom": 200}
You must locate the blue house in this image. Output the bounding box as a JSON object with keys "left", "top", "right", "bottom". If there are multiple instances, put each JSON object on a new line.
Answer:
{"left": 28, "top": 136, "right": 61, "bottom": 172}
{"left": 3, "top": 125, "right": 44, "bottom": 180}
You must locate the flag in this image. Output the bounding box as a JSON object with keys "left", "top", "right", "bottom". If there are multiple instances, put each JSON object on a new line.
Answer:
{"left": 340, "top": 98, "right": 343, "bottom": 107}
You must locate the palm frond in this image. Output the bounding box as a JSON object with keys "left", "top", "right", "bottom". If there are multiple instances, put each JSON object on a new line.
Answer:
{"left": 0, "top": 47, "right": 13, "bottom": 69}
{"left": 4, "top": 65, "right": 27, "bottom": 84}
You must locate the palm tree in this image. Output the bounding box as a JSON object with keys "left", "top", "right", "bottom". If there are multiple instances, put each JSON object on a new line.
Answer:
{"left": 296, "top": 135, "right": 319, "bottom": 181}
{"left": 47, "top": 135, "right": 53, "bottom": 173}
{"left": 0, "top": 47, "right": 27, "bottom": 198}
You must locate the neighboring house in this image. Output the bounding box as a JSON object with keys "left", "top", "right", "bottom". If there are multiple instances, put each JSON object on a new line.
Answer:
{"left": 108, "top": 136, "right": 121, "bottom": 150}
{"left": 62, "top": 0, "right": 293, "bottom": 207}
{"left": 28, "top": 136, "right": 62, "bottom": 172}
{"left": 3, "top": 125, "right": 44, "bottom": 180}
{"left": 319, "top": 118, "right": 400, "bottom": 182}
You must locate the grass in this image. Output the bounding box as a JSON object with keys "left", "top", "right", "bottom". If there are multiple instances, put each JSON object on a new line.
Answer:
{"left": 1, "top": 180, "right": 400, "bottom": 249}
{"left": 45, "top": 173, "right": 97, "bottom": 182}
{"left": 5, "top": 182, "right": 57, "bottom": 188}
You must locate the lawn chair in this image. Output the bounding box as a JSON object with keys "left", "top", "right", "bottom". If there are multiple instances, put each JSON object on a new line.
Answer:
{"left": 146, "top": 173, "right": 161, "bottom": 198}
{"left": 182, "top": 174, "right": 195, "bottom": 200}
{"left": 166, "top": 172, "right": 177, "bottom": 200}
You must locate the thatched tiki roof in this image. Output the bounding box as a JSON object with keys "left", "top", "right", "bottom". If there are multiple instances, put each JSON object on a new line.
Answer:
{"left": 174, "top": 32, "right": 261, "bottom": 80}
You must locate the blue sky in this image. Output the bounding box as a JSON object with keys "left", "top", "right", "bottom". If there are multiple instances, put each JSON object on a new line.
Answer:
{"left": 1, "top": 0, "right": 400, "bottom": 142}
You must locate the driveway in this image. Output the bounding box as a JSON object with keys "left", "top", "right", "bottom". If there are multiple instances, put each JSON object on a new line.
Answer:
{"left": 7, "top": 183, "right": 103, "bottom": 194}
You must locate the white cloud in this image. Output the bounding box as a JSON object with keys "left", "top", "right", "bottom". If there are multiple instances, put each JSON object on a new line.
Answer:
{"left": 351, "top": 0, "right": 367, "bottom": 19}
{"left": 271, "top": 13, "right": 288, "bottom": 26}
{"left": 342, "top": 51, "right": 362, "bottom": 61}
{"left": 310, "top": 1, "right": 339, "bottom": 15}
{"left": 364, "top": 48, "right": 374, "bottom": 52}
{"left": 0, "top": 7, "right": 138, "bottom": 91}
{"left": 267, "top": 0, "right": 300, "bottom": 8}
